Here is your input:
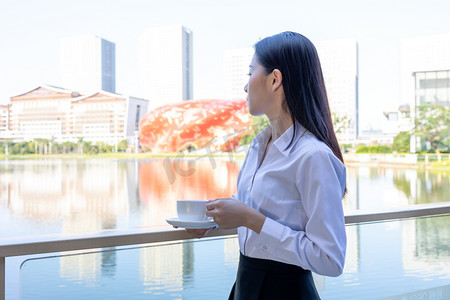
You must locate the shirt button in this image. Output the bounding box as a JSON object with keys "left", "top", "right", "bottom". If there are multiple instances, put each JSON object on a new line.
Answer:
{"left": 262, "top": 245, "right": 267, "bottom": 250}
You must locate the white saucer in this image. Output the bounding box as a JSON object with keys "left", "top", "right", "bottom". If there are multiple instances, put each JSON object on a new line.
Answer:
{"left": 166, "top": 217, "right": 218, "bottom": 229}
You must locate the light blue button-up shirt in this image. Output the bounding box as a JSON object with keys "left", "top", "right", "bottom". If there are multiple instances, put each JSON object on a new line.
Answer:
{"left": 235, "top": 122, "right": 347, "bottom": 277}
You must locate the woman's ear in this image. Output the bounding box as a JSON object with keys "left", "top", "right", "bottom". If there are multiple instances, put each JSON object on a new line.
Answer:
{"left": 271, "top": 69, "right": 283, "bottom": 92}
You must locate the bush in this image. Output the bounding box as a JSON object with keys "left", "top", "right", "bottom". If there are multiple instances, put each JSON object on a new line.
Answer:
{"left": 239, "top": 115, "right": 269, "bottom": 146}
{"left": 117, "top": 139, "right": 128, "bottom": 152}
{"left": 393, "top": 132, "right": 410, "bottom": 153}
{"left": 356, "top": 145, "right": 392, "bottom": 153}
{"left": 0, "top": 139, "right": 131, "bottom": 155}
{"left": 355, "top": 145, "right": 368, "bottom": 153}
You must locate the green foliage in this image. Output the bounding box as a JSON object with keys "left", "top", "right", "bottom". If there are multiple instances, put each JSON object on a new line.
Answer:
{"left": 414, "top": 105, "right": 450, "bottom": 153}
{"left": 82, "top": 141, "right": 99, "bottom": 155}
{"left": 393, "top": 131, "right": 411, "bottom": 153}
{"left": 0, "top": 138, "right": 129, "bottom": 155}
{"left": 117, "top": 139, "right": 128, "bottom": 152}
{"left": 392, "top": 173, "right": 412, "bottom": 199}
{"left": 332, "top": 112, "right": 351, "bottom": 135}
{"left": 340, "top": 143, "right": 352, "bottom": 153}
{"left": 355, "top": 145, "right": 392, "bottom": 153}
{"left": 97, "top": 142, "right": 113, "bottom": 153}
{"left": 239, "top": 115, "right": 270, "bottom": 146}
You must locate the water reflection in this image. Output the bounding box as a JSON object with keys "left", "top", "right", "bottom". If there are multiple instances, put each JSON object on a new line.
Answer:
{"left": 402, "top": 216, "right": 450, "bottom": 277}
{"left": 319, "top": 215, "right": 450, "bottom": 300}
{"left": 140, "top": 242, "right": 194, "bottom": 296}
{"left": 343, "top": 166, "right": 449, "bottom": 211}
{"left": 20, "top": 215, "right": 450, "bottom": 299}
{"left": 1, "top": 159, "right": 449, "bottom": 297}
{"left": 137, "top": 158, "right": 240, "bottom": 227}
{"left": 2, "top": 161, "right": 448, "bottom": 238}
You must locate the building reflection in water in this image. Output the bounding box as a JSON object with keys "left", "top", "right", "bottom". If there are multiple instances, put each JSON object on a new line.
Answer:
{"left": 137, "top": 158, "right": 239, "bottom": 227}
{"left": 140, "top": 242, "right": 194, "bottom": 296}
{"left": 224, "top": 238, "right": 240, "bottom": 269}
{"left": 2, "top": 160, "right": 449, "bottom": 294}
{"left": 402, "top": 215, "right": 450, "bottom": 277}
{"left": 137, "top": 158, "right": 239, "bottom": 294}
{"left": 343, "top": 166, "right": 449, "bottom": 212}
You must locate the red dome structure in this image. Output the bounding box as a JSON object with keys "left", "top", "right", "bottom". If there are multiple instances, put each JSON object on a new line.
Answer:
{"left": 139, "top": 99, "right": 252, "bottom": 153}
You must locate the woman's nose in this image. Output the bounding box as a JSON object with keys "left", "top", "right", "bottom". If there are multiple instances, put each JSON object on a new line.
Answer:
{"left": 244, "top": 83, "right": 248, "bottom": 93}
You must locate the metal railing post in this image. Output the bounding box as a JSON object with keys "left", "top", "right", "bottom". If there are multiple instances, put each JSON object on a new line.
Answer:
{"left": 1, "top": 256, "right": 5, "bottom": 300}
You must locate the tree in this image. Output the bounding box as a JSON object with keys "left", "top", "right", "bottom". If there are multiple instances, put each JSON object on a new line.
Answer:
{"left": 332, "top": 112, "right": 351, "bottom": 135}
{"left": 2, "top": 139, "right": 12, "bottom": 155}
{"left": 117, "top": 139, "right": 128, "bottom": 152}
{"left": 77, "top": 137, "right": 84, "bottom": 155}
{"left": 239, "top": 115, "right": 269, "bottom": 146}
{"left": 414, "top": 105, "right": 450, "bottom": 154}
{"left": 393, "top": 132, "right": 410, "bottom": 153}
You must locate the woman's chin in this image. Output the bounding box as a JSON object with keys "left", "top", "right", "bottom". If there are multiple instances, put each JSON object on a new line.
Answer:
{"left": 249, "top": 111, "right": 264, "bottom": 117}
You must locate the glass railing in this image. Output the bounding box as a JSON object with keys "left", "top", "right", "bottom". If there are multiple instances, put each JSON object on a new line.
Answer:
{"left": 20, "top": 237, "right": 239, "bottom": 299}
{"left": 18, "top": 214, "right": 450, "bottom": 300}
{"left": 319, "top": 214, "right": 450, "bottom": 299}
{"left": 1, "top": 202, "right": 450, "bottom": 300}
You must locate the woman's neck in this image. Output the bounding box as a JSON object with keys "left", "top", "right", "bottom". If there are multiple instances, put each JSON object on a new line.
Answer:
{"left": 267, "top": 111, "right": 293, "bottom": 141}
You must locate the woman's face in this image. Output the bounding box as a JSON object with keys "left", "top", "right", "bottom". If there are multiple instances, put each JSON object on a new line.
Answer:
{"left": 244, "top": 54, "right": 273, "bottom": 116}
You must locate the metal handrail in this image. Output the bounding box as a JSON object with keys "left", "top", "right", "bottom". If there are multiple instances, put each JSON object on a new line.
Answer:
{"left": 1, "top": 201, "right": 450, "bottom": 300}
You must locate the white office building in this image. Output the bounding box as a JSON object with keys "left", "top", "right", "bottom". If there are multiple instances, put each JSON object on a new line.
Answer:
{"left": 315, "top": 38, "right": 359, "bottom": 144}
{"left": 400, "top": 34, "right": 450, "bottom": 109}
{"left": 139, "top": 25, "right": 193, "bottom": 110}
{"left": 7, "top": 85, "right": 147, "bottom": 145}
{"left": 223, "top": 40, "right": 359, "bottom": 143}
{"left": 223, "top": 48, "right": 254, "bottom": 100}
{"left": 400, "top": 34, "right": 450, "bottom": 152}
{"left": 0, "top": 104, "right": 9, "bottom": 137}
{"left": 60, "top": 35, "right": 116, "bottom": 94}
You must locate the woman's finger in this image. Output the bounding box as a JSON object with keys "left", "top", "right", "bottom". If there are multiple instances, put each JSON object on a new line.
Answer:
{"left": 206, "top": 200, "right": 218, "bottom": 211}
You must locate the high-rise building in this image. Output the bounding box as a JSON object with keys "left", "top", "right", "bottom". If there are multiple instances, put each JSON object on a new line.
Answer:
{"left": 223, "top": 40, "right": 359, "bottom": 143}
{"left": 315, "top": 39, "right": 359, "bottom": 144}
{"left": 400, "top": 34, "right": 450, "bottom": 152}
{"left": 139, "top": 25, "right": 193, "bottom": 110}
{"left": 60, "top": 35, "right": 116, "bottom": 93}
{"left": 223, "top": 48, "right": 254, "bottom": 100}
{"left": 400, "top": 34, "right": 450, "bottom": 110}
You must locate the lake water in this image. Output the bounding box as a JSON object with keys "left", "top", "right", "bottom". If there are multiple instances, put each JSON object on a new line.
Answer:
{"left": 0, "top": 158, "right": 448, "bottom": 238}
{"left": 1, "top": 158, "right": 449, "bottom": 299}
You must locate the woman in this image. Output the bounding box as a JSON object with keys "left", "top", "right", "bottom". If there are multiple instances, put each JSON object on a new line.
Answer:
{"left": 191, "top": 31, "right": 347, "bottom": 299}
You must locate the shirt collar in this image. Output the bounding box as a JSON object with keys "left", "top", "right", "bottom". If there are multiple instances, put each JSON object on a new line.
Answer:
{"left": 251, "top": 122, "right": 307, "bottom": 156}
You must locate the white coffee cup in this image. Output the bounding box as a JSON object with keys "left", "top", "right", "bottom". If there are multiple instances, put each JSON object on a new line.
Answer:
{"left": 177, "top": 200, "right": 208, "bottom": 221}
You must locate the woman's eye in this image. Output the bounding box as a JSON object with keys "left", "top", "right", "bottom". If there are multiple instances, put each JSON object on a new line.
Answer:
{"left": 247, "top": 73, "right": 251, "bottom": 76}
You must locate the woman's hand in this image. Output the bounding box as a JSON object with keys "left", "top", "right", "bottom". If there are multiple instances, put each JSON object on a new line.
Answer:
{"left": 206, "top": 198, "right": 266, "bottom": 233}
{"left": 172, "top": 226, "right": 214, "bottom": 238}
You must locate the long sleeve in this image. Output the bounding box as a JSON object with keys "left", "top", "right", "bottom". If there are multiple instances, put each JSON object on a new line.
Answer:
{"left": 249, "top": 149, "right": 347, "bottom": 276}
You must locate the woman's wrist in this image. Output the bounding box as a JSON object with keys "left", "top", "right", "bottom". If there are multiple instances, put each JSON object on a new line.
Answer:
{"left": 244, "top": 206, "right": 266, "bottom": 234}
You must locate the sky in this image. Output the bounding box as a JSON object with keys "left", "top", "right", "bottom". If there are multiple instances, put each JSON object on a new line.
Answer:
{"left": 1, "top": 0, "right": 450, "bottom": 130}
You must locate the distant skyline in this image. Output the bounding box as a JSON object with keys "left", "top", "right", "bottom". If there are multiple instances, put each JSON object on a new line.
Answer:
{"left": 139, "top": 25, "right": 193, "bottom": 109}
{"left": 60, "top": 35, "right": 116, "bottom": 93}
{"left": 1, "top": 0, "right": 450, "bottom": 130}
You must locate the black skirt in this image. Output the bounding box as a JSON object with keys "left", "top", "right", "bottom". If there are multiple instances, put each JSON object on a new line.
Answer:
{"left": 228, "top": 253, "right": 321, "bottom": 300}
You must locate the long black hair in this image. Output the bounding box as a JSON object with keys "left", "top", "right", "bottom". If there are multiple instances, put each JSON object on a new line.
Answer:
{"left": 254, "top": 31, "right": 344, "bottom": 165}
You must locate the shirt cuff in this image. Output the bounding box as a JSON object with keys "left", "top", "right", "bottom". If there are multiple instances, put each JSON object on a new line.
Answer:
{"left": 254, "top": 217, "right": 285, "bottom": 257}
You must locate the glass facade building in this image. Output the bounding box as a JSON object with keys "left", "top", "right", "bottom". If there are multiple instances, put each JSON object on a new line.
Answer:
{"left": 414, "top": 70, "right": 450, "bottom": 107}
